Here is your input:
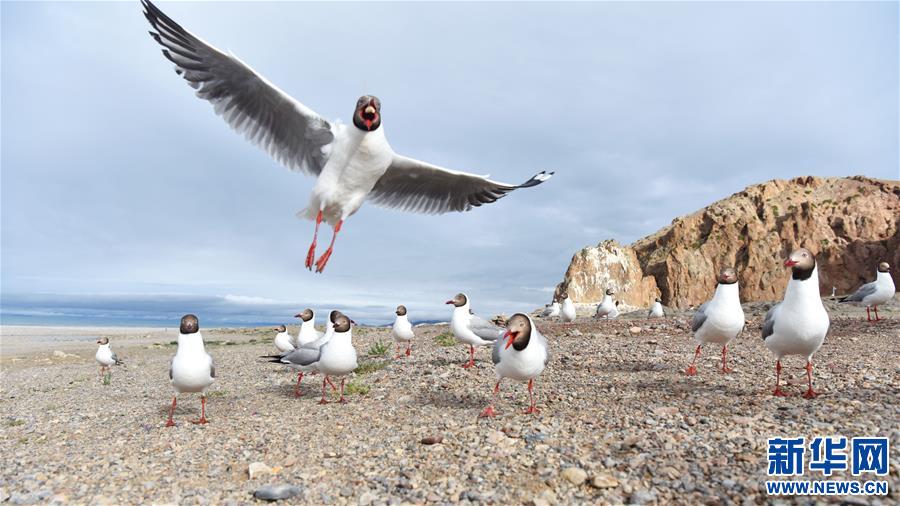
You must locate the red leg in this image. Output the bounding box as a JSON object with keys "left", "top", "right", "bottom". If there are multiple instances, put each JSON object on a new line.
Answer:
{"left": 294, "top": 372, "right": 304, "bottom": 397}
{"left": 462, "top": 345, "right": 476, "bottom": 368}
{"left": 191, "top": 396, "right": 209, "bottom": 424}
{"left": 524, "top": 378, "right": 540, "bottom": 414}
{"left": 315, "top": 219, "right": 343, "bottom": 273}
{"left": 338, "top": 378, "right": 347, "bottom": 403}
{"left": 305, "top": 211, "right": 323, "bottom": 270}
{"left": 874, "top": 306, "right": 881, "bottom": 321}
{"left": 165, "top": 396, "right": 177, "bottom": 427}
{"left": 479, "top": 381, "right": 500, "bottom": 418}
{"left": 319, "top": 376, "right": 330, "bottom": 404}
{"left": 720, "top": 345, "right": 732, "bottom": 373}
{"left": 406, "top": 343, "right": 411, "bottom": 357}
{"left": 685, "top": 345, "right": 701, "bottom": 376}
{"left": 866, "top": 306, "right": 872, "bottom": 322}
{"left": 325, "top": 377, "right": 337, "bottom": 391}
{"left": 802, "top": 361, "right": 817, "bottom": 399}
{"left": 395, "top": 343, "right": 403, "bottom": 359}
{"left": 773, "top": 360, "right": 789, "bottom": 397}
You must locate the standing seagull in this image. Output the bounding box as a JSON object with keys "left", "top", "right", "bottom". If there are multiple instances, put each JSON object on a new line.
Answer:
{"left": 648, "top": 297, "right": 665, "bottom": 318}
{"left": 94, "top": 337, "right": 124, "bottom": 382}
{"left": 166, "top": 314, "right": 216, "bottom": 426}
{"left": 685, "top": 267, "right": 745, "bottom": 375}
{"left": 273, "top": 324, "right": 295, "bottom": 354}
{"left": 267, "top": 310, "right": 340, "bottom": 397}
{"left": 839, "top": 262, "right": 895, "bottom": 322}
{"left": 559, "top": 292, "right": 576, "bottom": 323}
{"left": 314, "top": 312, "right": 359, "bottom": 403}
{"left": 479, "top": 314, "right": 549, "bottom": 417}
{"left": 446, "top": 293, "right": 501, "bottom": 368}
{"left": 392, "top": 305, "right": 415, "bottom": 358}
{"left": 595, "top": 289, "right": 616, "bottom": 319}
{"left": 141, "top": 0, "right": 553, "bottom": 273}
{"left": 762, "top": 248, "right": 830, "bottom": 398}
{"left": 293, "top": 308, "right": 323, "bottom": 348}
{"left": 541, "top": 300, "right": 560, "bottom": 318}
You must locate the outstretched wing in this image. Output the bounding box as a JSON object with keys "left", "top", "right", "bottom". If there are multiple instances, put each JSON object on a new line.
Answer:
{"left": 141, "top": 0, "right": 334, "bottom": 176}
{"left": 368, "top": 154, "right": 553, "bottom": 214}
{"left": 839, "top": 281, "right": 877, "bottom": 303}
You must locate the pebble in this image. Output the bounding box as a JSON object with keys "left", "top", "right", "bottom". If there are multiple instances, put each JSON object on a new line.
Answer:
{"left": 590, "top": 474, "right": 619, "bottom": 489}
{"left": 560, "top": 467, "right": 587, "bottom": 485}
{"left": 252, "top": 484, "right": 301, "bottom": 501}
{"left": 247, "top": 462, "right": 273, "bottom": 480}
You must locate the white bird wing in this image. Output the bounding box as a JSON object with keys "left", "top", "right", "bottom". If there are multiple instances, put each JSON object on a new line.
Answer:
{"left": 142, "top": 0, "right": 334, "bottom": 176}
{"left": 367, "top": 154, "right": 553, "bottom": 214}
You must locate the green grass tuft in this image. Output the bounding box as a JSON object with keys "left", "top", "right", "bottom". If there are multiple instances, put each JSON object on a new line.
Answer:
{"left": 356, "top": 360, "right": 388, "bottom": 374}
{"left": 7, "top": 419, "right": 26, "bottom": 427}
{"left": 344, "top": 379, "right": 370, "bottom": 396}
{"left": 435, "top": 332, "right": 457, "bottom": 347}
{"left": 207, "top": 390, "right": 228, "bottom": 398}
{"left": 366, "top": 340, "right": 390, "bottom": 357}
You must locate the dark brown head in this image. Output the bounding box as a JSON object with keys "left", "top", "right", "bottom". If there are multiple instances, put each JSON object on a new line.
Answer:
{"left": 333, "top": 313, "right": 352, "bottom": 333}
{"left": 445, "top": 293, "right": 467, "bottom": 307}
{"left": 605, "top": 288, "right": 615, "bottom": 296}
{"left": 502, "top": 313, "right": 533, "bottom": 351}
{"left": 878, "top": 262, "right": 890, "bottom": 273}
{"left": 784, "top": 247, "right": 816, "bottom": 281}
{"left": 329, "top": 310, "right": 343, "bottom": 324}
{"left": 273, "top": 324, "right": 286, "bottom": 333}
{"left": 396, "top": 305, "right": 407, "bottom": 316}
{"left": 559, "top": 292, "right": 569, "bottom": 300}
{"left": 654, "top": 297, "right": 662, "bottom": 303}
{"left": 294, "top": 309, "right": 314, "bottom": 322}
{"left": 717, "top": 267, "right": 738, "bottom": 285}
{"left": 352, "top": 95, "right": 381, "bottom": 132}
{"left": 97, "top": 337, "right": 109, "bottom": 345}
{"left": 180, "top": 314, "right": 199, "bottom": 334}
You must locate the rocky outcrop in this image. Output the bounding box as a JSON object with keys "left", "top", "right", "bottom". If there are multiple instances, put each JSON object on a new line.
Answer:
{"left": 556, "top": 176, "right": 900, "bottom": 309}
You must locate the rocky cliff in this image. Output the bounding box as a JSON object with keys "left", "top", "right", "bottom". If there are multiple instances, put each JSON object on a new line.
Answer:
{"left": 556, "top": 176, "right": 900, "bottom": 309}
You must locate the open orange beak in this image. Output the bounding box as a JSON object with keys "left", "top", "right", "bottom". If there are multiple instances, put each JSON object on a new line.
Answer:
{"left": 503, "top": 330, "right": 516, "bottom": 349}
{"left": 784, "top": 259, "right": 797, "bottom": 267}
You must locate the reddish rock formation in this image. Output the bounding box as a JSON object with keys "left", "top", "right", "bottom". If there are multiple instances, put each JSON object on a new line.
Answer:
{"left": 557, "top": 176, "right": 899, "bottom": 309}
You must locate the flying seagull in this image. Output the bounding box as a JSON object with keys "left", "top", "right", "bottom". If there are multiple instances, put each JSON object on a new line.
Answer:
{"left": 141, "top": 0, "right": 554, "bottom": 273}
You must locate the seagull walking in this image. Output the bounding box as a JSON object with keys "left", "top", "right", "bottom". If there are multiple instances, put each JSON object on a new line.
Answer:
{"left": 479, "top": 314, "right": 549, "bottom": 417}
{"left": 685, "top": 267, "right": 745, "bottom": 375}
{"left": 446, "top": 293, "right": 501, "bottom": 368}
{"left": 559, "top": 292, "right": 576, "bottom": 323}
{"left": 166, "top": 314, "right": 216, "bottom": 426}
{"left": 141, "top": 0, "right": 553, "bottom": 273}
{"left": 95, "top": 337, "right": 124, "bottom": 382}
{"left": 392, "top": 305, "right": 415, "bottom": 358}
{"left": 762, "top": 248, "right": 830, "bottom": 398}
{"left": 273, "top": 324, "right": 295, "bottom": 353}
{"left": 648, "top": 297, "right": 665, "bottom": 318}
{"left": 595, "top": 289, "right": 616, "bottom": 319}
{"left": 839, "top": 262, "right": 895, "bottom": 322}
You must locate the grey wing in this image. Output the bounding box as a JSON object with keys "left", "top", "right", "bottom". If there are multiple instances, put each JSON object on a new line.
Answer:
{"left": 142, "top": 0, "right": 334, "bottom": 176}
{"left": 168, "top": 359, "right": 173, "bottom": 380}
{"left": 469, "top": 315, "right": 502, "bottom": 341}
{"left": 281, "top": 346, "right": 321, "bottom": 366}
{"left": 111, "top": 352, "right": 123, "bottom": 365}
{"left": 690, "top": 302, "right": 710, "bottom": 333}
{"left": 367, "top": 155, "right": 553, "bottom": 214}
{"left": 491, "top": 339, "right": 501, "bottom": 365}
{"left": 209, "top": 355, "right": 216, "bottom": 378}
{"left": 761, "top": 304, "right": 780, "bottom": 341}
{"left": 840, "top": 281, "right": 877, "bottom": 303}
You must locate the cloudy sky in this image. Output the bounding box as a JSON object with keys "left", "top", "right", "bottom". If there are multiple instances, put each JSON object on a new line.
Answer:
{"left": 2, "top": 1, "right": 898, "bottom": 326}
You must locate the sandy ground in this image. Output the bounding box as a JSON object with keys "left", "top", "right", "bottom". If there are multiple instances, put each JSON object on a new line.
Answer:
{"left": 0, "top": 299, "right": 898, "bottom": 505}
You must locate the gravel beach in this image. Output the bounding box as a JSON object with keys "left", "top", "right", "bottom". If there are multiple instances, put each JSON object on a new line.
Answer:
{"left": 1, "top": 299, "right": 898, "bottom": 505}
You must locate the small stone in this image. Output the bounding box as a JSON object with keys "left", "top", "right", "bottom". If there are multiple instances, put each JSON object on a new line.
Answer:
{"left": 590, "top": 474, "right": 619, "bottom": 489}
{"left": 420, "top": 435, "right": 443, "bottom": 445}
{"left": 248, "top": 462, "right": 273, "bottom": 480}
{"left": 629, "top": 327, "right": 642, "bottom": 335}
{"left": 652, "top": 406, "right": 678, "bottom": 416}
{"left": 253, "top": 484, "right": 301, "bottom": 501}
{"left": 560, "top": 467, "right": 587, "bottom": 485}
{"left": 629, "top": 489, "right": 656, "bottom": 504}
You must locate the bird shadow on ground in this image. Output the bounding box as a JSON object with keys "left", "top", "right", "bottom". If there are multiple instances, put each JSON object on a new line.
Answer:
{"left": 597, "top": 359, "right": 670, "bottom": 373}
{"left": 155, "top": 401, "right": 199, "bottom": 417}
{"left": 414, "top": 390, "right": 485, "bottom": 410}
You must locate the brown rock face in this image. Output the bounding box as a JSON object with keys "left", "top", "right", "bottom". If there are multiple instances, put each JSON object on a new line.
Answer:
{"left": 557, "top": 176, "right": 900, "bottom": 309}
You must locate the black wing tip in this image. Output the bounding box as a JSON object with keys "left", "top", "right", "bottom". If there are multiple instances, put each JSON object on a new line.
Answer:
{"left": 518, "top": 170, "right": 554, "bottom": 189}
